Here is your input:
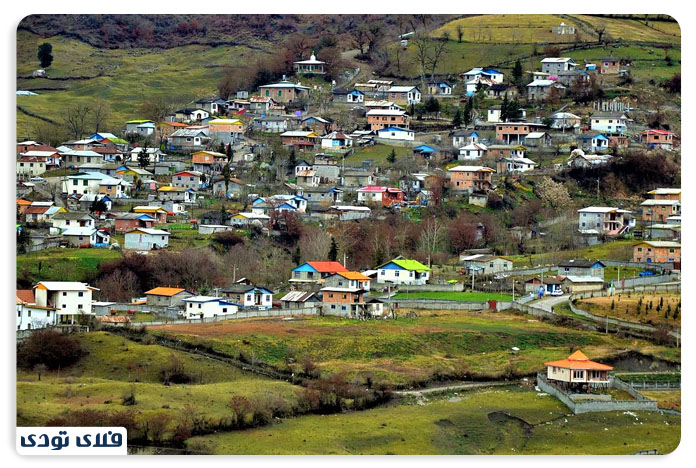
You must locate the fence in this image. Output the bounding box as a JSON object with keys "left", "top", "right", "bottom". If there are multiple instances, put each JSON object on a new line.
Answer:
{"left": 536, "top": 373, "right": 659, "bottom": 414}
{"left": 131, "top": 307, "right": 318, "bottom": 326}
{"left": 395, "top": 282, "right": 464, "bottom": 292}
{"left": 623, "top": 381, "right": 681, "bottom": 390}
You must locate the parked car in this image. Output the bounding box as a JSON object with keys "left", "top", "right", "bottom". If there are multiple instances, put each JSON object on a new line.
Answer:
{"left": 639, "top": 270, "right": 655, "bottom": 277}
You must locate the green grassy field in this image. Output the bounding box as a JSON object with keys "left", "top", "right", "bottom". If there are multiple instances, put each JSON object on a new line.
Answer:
{"left": 16, "top": 29, "right": 267, "bottom": 138}
{"left": 392, "top": 291, "right": 513, "bottom": 302}
{"left": 17, "top": 247, "right": 122, "bottom": 284}
{"left": 149, "top": 311, "right": 679, "bottom": 386}
{"left": 187, "top": 385, "right": 680, "bottom": 455}
{"left": 17, "top": 332, "right": 301, "bottom": 429}
{"left": 507, "top": 240, "right": 635, "bottom": 267}
{"left": 344, "top": 144, "right": 414, "bottom": 168}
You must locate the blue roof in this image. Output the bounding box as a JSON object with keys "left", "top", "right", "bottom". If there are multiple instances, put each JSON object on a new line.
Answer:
{"left": 414, "top": 145, "right": 437, "bottom": 153}
{"left": 276, "top": 203, "right": 297, "bottom": 210}
{"left": 292, "top": 263, "right": 319, "bottom": 273}
{"left": 379, "top": 127, "right": 411, "bottom": 132}
{"left": 593, "top": 134, "right": 609, "bottom": 140}
{"left": 349, "top": 90, "right": 364, "bottom": 95}
{"left": 482, "top": 68, "right": 503, "bottom": 75}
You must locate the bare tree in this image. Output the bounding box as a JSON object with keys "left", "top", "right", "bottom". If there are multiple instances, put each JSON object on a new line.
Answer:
{"left": 138, "top": 95, "right": 174, "bottom": 122}
{"left": 418, "top": 217, "right": 444, "bottom": 266}
{"left": 456, "top": 24, "right": 464, "bottom": 43}
{"left": 350, "top": 24, "right": 369, "bottom": 57}
{"left": 298, "top": 227, "right": 331, "bottom": 261}
{"left": 64, "top": 103, "right": 91, "bottom": 139}
{"left": 91, "top": 100, "right": 112, "bottom": 134}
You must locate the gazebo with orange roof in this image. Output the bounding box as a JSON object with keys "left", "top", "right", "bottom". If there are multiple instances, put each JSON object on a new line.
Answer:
{"left": 544, "top": 350, "right": 613, "bottom": 392}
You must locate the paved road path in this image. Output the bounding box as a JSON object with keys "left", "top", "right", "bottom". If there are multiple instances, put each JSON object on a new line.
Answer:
{"left": 532, "top": 294, "right": 570, "bottom": 312}
{"left": 395, "top": 380, "right": 518, "bottom": 396}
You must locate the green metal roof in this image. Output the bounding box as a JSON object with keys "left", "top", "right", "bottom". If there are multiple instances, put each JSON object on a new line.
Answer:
{"left": 381, "top": 258, "right": 431, "bottom": 272}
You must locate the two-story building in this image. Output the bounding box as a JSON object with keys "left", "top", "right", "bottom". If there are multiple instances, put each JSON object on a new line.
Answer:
{"left": 632, "top": 241, "right": 680, "bottom": 264}
{"left": 33, "top": 281, "right": 96, "bottom": 325}
{"left": 356, "top": 186, "right": 405, "bottom": 207}
{"left": 258, "top": 80, "right": 311, "bottom": 103}
{"left": 495, "top": 122, "right": 545, "bottom": 144}
{"left": 590, "top": 112, "right": 628, "bottom": 134}
{"left": 577, "top": 207, "right": 632, "bottom": 235}
{"left": 367, "top": 109, "right": 410, "bottom": 131}
{"left": 290, "top": 261, "right": 348, "bottom": 284}
{"left": 448, "top": 166, "right": 495, "bottom": 192}
{"left": 376, "top": 258, "right": 431, "bottom": 285}
{"left": 540, "top": 57, "right": 577, "bottom": 75}
{"left": 386, "top": 86, "right": 421, "bottom": 105}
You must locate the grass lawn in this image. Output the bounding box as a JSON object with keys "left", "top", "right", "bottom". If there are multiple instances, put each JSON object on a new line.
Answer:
{"left": 187, "top": 385, "right": 680, "bottom": 455}
{"left": 576, "top": 293, "right": 680, "bottom": 327}
{"left": 392, "top": 291, "right": 513, "bottom": 302}
{"left": 344, "top": 144, "right": 413, "bottom": 168}
{"left": 507, "top": 240, "right": 635, "bottom": 268}
{"left": 17, "top": 332, "right": 301, "bottom": 429}
{"left": 148, "top": 311, "right": 679, "bottom": 387}
{"left": 640, "top": 389, "right": 681, "bottom": 411}
{"left": 17, "top": 247, "right": 122, "bottom": 284}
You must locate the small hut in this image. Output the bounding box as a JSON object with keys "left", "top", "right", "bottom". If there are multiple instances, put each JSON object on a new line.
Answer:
{"left": 544, "top": 350, "right": 613, "bottom": 393}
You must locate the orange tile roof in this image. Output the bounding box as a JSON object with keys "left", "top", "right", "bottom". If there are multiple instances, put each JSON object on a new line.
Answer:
{"left": 338, "top": 271, "right": 371, "bottom": 280}
{"left": 307, "top": 261, "right": 349, "bottom": 273}
{"left": 16, "top": 289, "right": 35, "bottom": 304}
{"left": 145, "top": 287, "right": 188, "bottom": 297}
{"left": 17, "top": 199, "right": 32, "bottom": 206}
{"left": 544, "top": 350, "right": 614, "bottom": 371}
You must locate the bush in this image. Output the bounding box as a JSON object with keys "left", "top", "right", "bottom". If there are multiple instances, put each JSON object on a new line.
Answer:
{"left": 121, "top": 385, "right": 137, "bottom": 406}
{"left": 159, "top": 354, "right": 194, "bottom": 384}
{"left": 47, "top": 409, "right": 140, "bottom": 440}
{"left": 17, "top": 330, "right": 85, "bottom": 370}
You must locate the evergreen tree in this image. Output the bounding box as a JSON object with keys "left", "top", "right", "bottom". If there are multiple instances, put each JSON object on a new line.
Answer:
{"left": 221, "top": 162, "right": 232, "bottom": 196}
{"left": 500, "top": 94, "right": 510, "bottom": 122}
{"left": 37, "top": 42, "right": 53, "bottom": 68}
{"left": 288, "top": 148, "right": 297, "bottom": 169}
{"left": 328, "top": 237, "right": 338, "bottom": 261}
{"left": 452, "top": 108, "right": 462, "bottom": 127}
{"left": 463, "top": 97, "right": 473, "bottom": 127}
{"left": 293, "top": 246, "right": 301, "bottom": 266}
{"left": 137, "top": 150, "right": 149, "bottom": 169}
{"left": 387, "top": 148, "right": 397, "bottom": 164}
{"left": 226, "top": 144, "right": 233, "bottom": 161}
{"left": 512, "top": 59, "right": 523, "bottom": 87}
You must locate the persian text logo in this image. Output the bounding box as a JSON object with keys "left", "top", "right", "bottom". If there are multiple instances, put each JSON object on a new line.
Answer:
{"left": 17, "top": 427, "right": 127, "bottom": 455}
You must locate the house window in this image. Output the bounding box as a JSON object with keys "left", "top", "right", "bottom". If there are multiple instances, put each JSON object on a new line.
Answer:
{"left": 573, "top": 370, "right": 584, "bottom": 379}
{"left": 63, "top": 292, "right": 67, "bottom": 296}
{"left": 78, "top": 304, "right": 83, "bottom": 310}
{"left": 78, "top": 292, "right": 84, "bottom": 297}
{"left": 27, "top": 310, "right": 31, "bottom": 317}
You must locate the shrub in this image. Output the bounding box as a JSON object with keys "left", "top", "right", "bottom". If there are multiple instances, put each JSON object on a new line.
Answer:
{"left": 121, "top": 385, "right": 137, "bottom": 406}
{"left": 47, "top": 409, "right": 140, "bottom": 440}
{"left": 159, "top": 354, "right": 193, "bottom": 384}
{"left": 17, "top": 330, "right": 85, "bottom": 370}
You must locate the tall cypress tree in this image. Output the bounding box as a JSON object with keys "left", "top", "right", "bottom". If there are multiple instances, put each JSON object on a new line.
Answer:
{"left": 328, "top": 237, "right": 338, "bottom": 261}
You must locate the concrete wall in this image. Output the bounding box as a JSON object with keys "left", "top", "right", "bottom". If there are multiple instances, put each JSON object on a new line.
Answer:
{"left": 131, "top": 307, "right": 319, "bottom": 325}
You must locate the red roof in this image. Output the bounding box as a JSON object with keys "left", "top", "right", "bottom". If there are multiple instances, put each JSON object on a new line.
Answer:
{"left": 16, "top": 289, "right": 35, "bottom": 304}
{"left": 307, "top": 261, "right": 349, "bottom": 273}
{"left": 544, "top": 350, "right": 614, "bottom": 371}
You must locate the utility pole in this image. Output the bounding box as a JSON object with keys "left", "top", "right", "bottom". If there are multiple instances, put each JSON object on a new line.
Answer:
{"left": 471, "top": 268, "right": 475, "bottom": 291}
{"left": 512, "top": 279, "right": 515, "bottom": 301}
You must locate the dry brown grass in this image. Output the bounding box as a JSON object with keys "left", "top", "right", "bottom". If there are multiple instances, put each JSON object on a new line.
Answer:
{"left": 577, "top": 293, "right": 681, "bottom": 326}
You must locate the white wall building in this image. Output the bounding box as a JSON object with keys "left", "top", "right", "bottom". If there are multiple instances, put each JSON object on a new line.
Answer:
{"left": 33, "top": 281, "right": 96, "bottom": 325}
{"left": 124, "top": 228, "right": 170, "bottom": 250}
{"left": 183, "top": 296, "right": 240, "bottom": 319}
{"left": 16, "top": 297, "right": 56, "bottom": 331}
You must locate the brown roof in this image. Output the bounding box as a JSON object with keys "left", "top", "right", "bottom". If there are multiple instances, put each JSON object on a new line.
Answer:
{"left": 16, "top": 290, "right": 35, "bottom": 304}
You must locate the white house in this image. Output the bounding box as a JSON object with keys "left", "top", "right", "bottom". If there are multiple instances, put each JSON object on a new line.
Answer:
{"left": 33, "top": 281, "right": 96, "bottom": 325}
{"left": 541, "top": 57, "right": 577, "bottom": 74}
{"left": 462, "top": 68, "right": 504, "bottom": 84}
{"left": 221, "top": 284, "right": 274, "bottom": 310}
{"left": 458, "top": 143, "right": 488, "bottom": 160}
{"left": 590, "top": 112, "right": 628, "bottom": 133}
{"left": 16, "top": 295, "right": 56, "bottom": 331}
{"left": 387, "top": 86, "right": 421, "bottom": 105}
{"left": 487, "top": 106, "right": 502, "bottom": 123}
{"left": 183, "top": 296, "right": 240, "bottom": 320}
{"left": 376, "top": 258, "right": 431, "bottom": 285}
{"left": 51, "top": 212, "right": 96, "bottom": 232}
{"left": 124, "top": 228, "right": 170, "bottom": 250}
{"left": 377, "top": 127, "right": 415, "bottom": 141}
{"left": 61, "top": 227, "right": 109, "bottom": 247}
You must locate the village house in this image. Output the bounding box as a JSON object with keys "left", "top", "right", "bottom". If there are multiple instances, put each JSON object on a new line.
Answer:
{"left": 125, "top": 119, "right": 155, "bottom": 134}
{"left": 279, "top": 291, "right": 319, "bottom": 309}
{"left": 321, "top": 132, "right": 353, "bottom": 149}
{"left": 183, "top": 296, "right": 240, "bottom": 320}
{"left": 20, "top": 149, "right": 61, "bottom": 169}
{"left": 61, "top": 227, "right": 109, "bottom": 247}
{"left": 644, "top": 223, "right": 680, "bottom": 241}
{"left": 524, "top": 131, "right": 552, "bottom": 148}
{"left": 208, "top": 118, "right": 245, "bottom": 145}
{"left": 300, "top": 116, "right": 337, "bottom": 133}
{"left": 252, "top": 115, "right": 292, "bottom": 133}
{"left": 192, "top": 150, "right": 228, "bottom": 174}
{"left": 376, "top": 258, "right": 431, "bottom": 285}
{"left": 323, "top": 271, "right": 371, "bottom": 291}
{"left": 33, "top": 281, "right": 96, "bottom": 325}
{"left": 524, "top": 276, "right": 565, "bottom": 296}
{"left": 448, "top": 166, "right": 495, "bottom": 192}
{"left": 61, "top": 150, "right": 103, "bottom": 167}
{"left": 194, "top": 97, "right": 227, "bottom": 115}
{"left": 544, "top": 350, "right": 613, "bottom": 392}
{"left": 590, "top": 112, "right": 628, "bottom": 133}
{"left": 17, "top": 140, "right": 58, "bottom": 154}
{"left": 376, "top": 126, "right": 415, "bottom": 141}
{"left": 124, "top": 228, "right": 170, "bottom": 250}
{"left": 16, "top": 293, "right": 56, "bottom": 331}
{"left": 540, "top": 57, "right": 577, "bottom": 74}
{"left": 293, "top": 53, "right": 325, "bottom": 74}
{"left": 486, "top": 83, "right": 517, "bottom": 98}
{"left": 132, "top": 206, "right": 168, "bottom": 223}
{"left": 577, "top": 207, "right": 632, "bottom": 236}
{"left": 640, "top": 129, "right": 675, "bottom": 150}
{"left": 427, "top": 81, "right": 453, "bottom": 95}
{"left": 357, "top": 186, "right": 405, "bottom": 207}
{"left": 386, "top": 85, "right": 421, "bottom": 105}
{"left": 113, "top": 213, "right": 156, "bottom": 233}
{"left": 550, "top": 112, "right": 582, "bottom": 130}
{"left": 462, "top": 67, "right": 504, "bottom": 84}
{"left": 169, "top": 108, "right": 210, "bottom": 123}
{"left": 290, "top": 261, "right": 348, "bottom": 284}
{"left": 590, "top": 134, "right": 610, "bottom": 153}
{"left": 551, "top": 22, "right": 575, "bottom": 35}
{"left": 599, "top": 57, "right": 620, "bottom": 74}
{"left": 221, "top": 282, "right": 274, "bottom": 310}
{"left": 367, "top": 109, "right": 411, "bottom": 131}
{"left": 211, "top": 175, "right": 243, "bottom": 199}
{"left": 364, "top": 100, "right": 402, "bottom": 112}
{"left": 486, "top": 145, "right": 526, "bottom": 159}
{"left": 495, "top": 122, "right": 545, "bottom": 144}
{"left": 458, "top": 143, "right": 488, "bottom": 160}
{"left": 452, "top": 130, "right": 480, "bottom": 148}
{"left": 280, "top": 130, "right": 320, "bottom": 150}
{"left": 640, "top": 199, "right": 681, "bottom": 223}
{"left": 496, "top": 156, "right": 537, "bottom": 174}
{"left": 258, "top": 80, "right": 310, "bottom": 103}
{"left": 170, "top": 171, "right": 203, "bottom": 191}
{"left": 632, "top": 241, "right": 681, "bottom": 264}
{"left": 526, "top": 79, "right": 566, "bottom": 101}
{"left": 296, "top": 186, "right": 344, "bottom": 206}
{"left": 167, "top": 128, "right": 210, "bottom": 152}
{"left": 342, "top": 170, "right": 377, "bottom": 188}
{"left": 16, "top": 157, "right": 46, "bottom": 178}
{"left": 557, "top": 259, "right": 605, "bottom": 278}
{"left": 51, "top": 212, "right": 95, "bottom": 232}
{"left": 332, "top": 88, "right": 365, "bottom": 104}
{"left": 561, "top": 276, "right": 605, "bottom": 293}
{"left": 568, "top": 149, "right": 611, "bottom": 168}
{"left": 229, "top": 212, "right": 271, "bottom": 227}
{"left": 460, "top": 254, "right": 513, "bottom": 275}
{"left": 68, "top": 194, "right": 112, "bottom": 213}
{"left": 646, "top": 188, "right": 680, "bottom": 201}
{"left": 157, "top": 186, "right": 196, "bottom": 203}
{"left": 129, "top": 147, "right": 165, "bottom": 165}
